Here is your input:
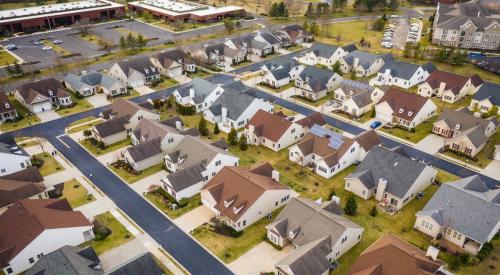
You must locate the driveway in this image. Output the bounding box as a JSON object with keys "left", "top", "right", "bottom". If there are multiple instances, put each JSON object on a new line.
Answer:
{"left": 173, "top": 74, "right": 191, "bottom": 84}
{"left": 99, "top": 238, "right": 147, "bottom": 271}
{"left": 174, "top": 205, "right": 215, "bottom": 233}
{"left": 482, "top": 160, "right": 500, "bottom": 180}
{"left": 86, "top": 94, "right": 110, "bottom": 108}
{"left": 130, "top": 170, "right": 169, "bottom": 195}
{"left": 37, "top": 110, "right": 61, "bottom": 122}
{"left": 415, "top": 134, "right": 445, "bottom": 155}
{"left": 135, "top": 85, "right": 156, "bottom": 95}
{"left": 228, "top": 241, "right": 292, "bottom": 275}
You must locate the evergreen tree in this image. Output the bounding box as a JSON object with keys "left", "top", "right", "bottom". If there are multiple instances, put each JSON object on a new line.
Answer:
{"left": 213, "top": 123, "right": 220, "bottom": 135}
{"left": 137, "top": 34, "right": 146, "bottom": 49}
{"left": 126, "top": 32, "right": 135, "bottom": 49}
{"left": 305, "top": 3, "right": 314, "bottom": 18}
{"left": 344, "top": 195, "right": 357, "bottom": 216}
{"left": 332, "top": 61, "right": 342, "bottom": 76}
{"left": 198, "top": 116, "right": 209, "bottom": 136}
{"left": 370, "top": 106, "right": 376, "bottom": 118}
{"left": 119, "top": 36, "right": 126, "bottom": 50}
{"left": 5, "top": 63, "right": 13, "bottom": 77}
{"left": 228, "top": 128, "right": 238, "bottom": 145}
{"left": 369, "top": 206, "right": 378, "bottom": 217}
{"left": 389, "top": 0, "right": 399, "bottom": 11}
{"left": 315, "top": 3, "right": 323, "bottom": 17}
{"left": 238, "top": 135, "right": 248, "bottom": 151}
{"left": 13, "top": 62, "right": 23, "bottom": 77}
{"left": 303, "top": 21, "right": 310, "bottom": 33}
{"left": 269, "top": 2, "right": 279, "bottom": 17}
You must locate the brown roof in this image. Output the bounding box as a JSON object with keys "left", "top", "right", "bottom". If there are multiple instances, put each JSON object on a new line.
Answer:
{"left": 0, "top": 167, "right": 44, "bottom": 183}
{"left": 354, "top": 130, "right": 381, "bottom": 151}
{"left": 295, "top": 112, "right": 326, "bottom": 128}
{"left": 469, "top": 74, "right": 484, "bottom": 87}
{"left": 202, "top": 163, "right": 289, "bottom": 222}
{"left": 348, "top": 234, "right": 445, "bottom": 275}
{"left": 425, "top": 70, "right": 470, "bottom": 95}
{"left": 100, "top": 98, "right": 155, "bottom": 120}
{"left": 0, "top": 167, "right": 45, "bottom": 208}
{"left": 379, "top": 88, "right": 430, "bottom": 121}
{"left": 0, "top": 199, "right": 91, "bottom": 267}
{"left": 0, "top": 92, "right": 15, "bottom": 114}
{"left": 18, "top": 78, "right": 68, "bottom": 105}
{"left": 246, "top": 110, "right": 293, "bottom": 142}
{"left": 296, "top": 133, "right": 355, "bottom": 167}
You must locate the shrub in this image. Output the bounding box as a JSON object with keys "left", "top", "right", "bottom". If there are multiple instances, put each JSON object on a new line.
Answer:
{"left": 344, "top": 195, "right": 358, "bottom": 216}
{"left": 178, "top": 198, "right": 189, "bottom": 208}
{"left": 369, "top": 206, "right": 378, "bottom": 217}
{"left": 477, "top": 242, "right": 493, "bottom": 261}
{"left": 92, "top": 219, "right": 112, "bottom": 240}
{"left": 31, "top": 155, "right": 44, "bottom": 168}
{"left": 238, "top": 134, "right": 248, "bottom": 150}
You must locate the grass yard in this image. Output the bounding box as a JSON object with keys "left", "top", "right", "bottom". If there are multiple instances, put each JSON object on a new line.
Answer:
{"left": 61, "top": 179, "right": 95, "bottom": 208}
{"left": 120, "top": 89, "right": 140, "bottom": 100}
{"left": 34, "top": 153, "right": 64, "bottom": 176}
{"left": 79, "top": 34, "right": 106, "bottom": 46}
{"left": 187, "top": 70, "right": 213, "bottom": 79}
{"left": 56, "top": 95, "right": 93, "bottom": 116}
{"left": 257, "top": 82, "right": 294, "bottom": 93}
{"left": 0, "top": 99, "right": 41, "bottom": 133}
{"left": 443, "top": 131, "right": 500, "bottom": 169}
{"left": 274, "top": 104, "right": 296, "bottom": 116}
{"left": 145, "top": 192, "right": 202, "bottom": 219}
{"left": 80, "top": 138, "right": 131, "bottom": 156}
{"left": 333, "top": 110, "right": 373, "bottom": 124}
{"left": 292, "top": 91, "right": 336, "bottom": 107}
{"left": 192, "top": 208, "right": 282, "bottom": 263}
{"left": 110, "top": 163, "right": 164, "bottom": 184}
{"left": 456, "top": 236, "right": 500, "bottom": 275}
{"left": 0, "top": 51, "right": 17, "bottom": 64}
{"left": 114, "top": 27, "right": 143, "bottom": 39}
{"left": 82, "top": 212, "right": 134, "bottom": 255}
{"left": 381, "top": 116, "right": 437, "bottom": 144}
{"left": 153, "top": 78, "right": 179, "bottom": 90}
{"left": 67, "top": 117, "right": 102, "bottom": 133}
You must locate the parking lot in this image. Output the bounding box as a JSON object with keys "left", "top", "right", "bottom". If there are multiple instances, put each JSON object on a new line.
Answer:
{"left": 381, "top": 18, "right": 422, "bottom": 50}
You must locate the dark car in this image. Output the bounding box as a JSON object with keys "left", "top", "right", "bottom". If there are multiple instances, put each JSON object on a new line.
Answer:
{"left": 370, "top": 121, "right": 382, "bottom": 129}
{"left": 416, "top": 192, "right": 424, "bottom": 200}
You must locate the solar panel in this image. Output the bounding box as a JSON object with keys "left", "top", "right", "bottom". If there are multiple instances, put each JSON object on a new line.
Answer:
{"left": 309, "top": 124, "right": 344, "bottom": 150}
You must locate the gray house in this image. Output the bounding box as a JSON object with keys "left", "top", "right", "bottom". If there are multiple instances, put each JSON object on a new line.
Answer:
{"left": 340, "top": 50, "right": 384, "bottom": 77}
{"left": 65, "top": 71, "right": 126, "bottom": 97}
{"left": 26, "top": 246, "right": 101, "bottom": 275}
{"left": 294, "top": 66, "right": 342, "bottom": 101}
{"left": 108, "top": 57, "right": 161, "bottom": 88}
{"left": 415, "top": 176, "right": 500, "bottom": 255}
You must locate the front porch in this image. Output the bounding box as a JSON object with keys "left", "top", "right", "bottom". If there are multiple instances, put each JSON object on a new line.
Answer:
{"left": 439, "top": 237, "right": 481, "bottom": 255}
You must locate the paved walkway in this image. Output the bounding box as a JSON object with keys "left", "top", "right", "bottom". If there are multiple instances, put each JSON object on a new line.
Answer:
{"left": 99, "top": 238, "right": 148, "bottom": 271}
{"left": 228, "top": 242, "right": 292, "bottom": 275}
{"left": 174, "top": 205, "right": 214, "bottom": 233}
{"left": 482, "top": 161, "right": 500, "bottom": 184}
{"left": 130, "top": 170, "right": 168, "bottom": 194}
{"left": 135, "top": 85, "right": 156, "bottom": 95}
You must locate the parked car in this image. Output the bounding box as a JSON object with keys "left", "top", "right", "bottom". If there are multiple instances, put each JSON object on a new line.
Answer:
{"left": 370, "top": 121, "right": 382, "bottom": 129}
{"left": 416, "top": 192, "right": 424, "bottom": 200}
{"left": 5, "top": 44, "right": 17, "bottom": 50}
{"left": 53, "top": 40, "right": 63, "bottom": 44}
{"left": 42, "top": 46, "right": 52, "bottom": 51}
{"left": 33, "top": 40, "right": 43, "bottom": 45}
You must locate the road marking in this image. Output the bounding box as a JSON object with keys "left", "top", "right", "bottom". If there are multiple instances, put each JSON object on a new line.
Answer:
{"left": 56, "top": 134, "right": 70, "bottom": 148}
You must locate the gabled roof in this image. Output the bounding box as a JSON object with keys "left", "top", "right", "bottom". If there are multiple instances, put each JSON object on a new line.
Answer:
{"left": 297, "top": 66, "right": 336, "bottom": 93}
{"left": 424, "top": 70, "right": 477, "bottom": 95}
{"left": 126, "top": 138, "right": 162, "bottom": 163}
{"left": 436, "top": 0, "right": 500, "bottom": 31}
{"left": 338, "top": 79, "right": 378, "bottom": 108}
{"left": 164, "top": 161, "right": 206, "bottom": 192}
{"left": 307, "top": 42, "right": 340, "bottom": 59}
{"left": 0, "top": 92, "right": 15, "bottom": 114}
{"left": 100, "top": 98, "right": 156, "bottom": 120}
{"left": 353, "top": 130, "right": 382, "bottom": 151}
{"left": 0, "top": 134, "right": 29, "bottom": 157}
{"left": 26, "top": 246, "right": 101, "bottom": 275}
{"left": 246, "top": 110, "right": 293, "bottom": 142}
{"left": 259, "top": 31, "right": 280, "bottom": 45}
{"left": 295, "top": 112, "right": 326, "bottom": 128}
{"left": 202, "top": 163, "right": 289, "bottom": 222}
{"left": 473, "top": 81, "right": 500, "bottom": 106}
{"left": 282, "top": 24, "right": 310, "bottom": 40}
{"left": 175, "top": 78, "right": 221, "bottom": 104}
{"left": 348, "top": 234, "right": 446, "bottom": 275}
{"left": 416, "top": 176, "right": 500, "bottom": 244}
{"left": 133, "top": 118, "right": 180, "bottom": 143}
{"left": 346, "top": 146, "right": 430, "bottom": 198}
{"left": 106, "top": 252, "right": 162, "bottom": 275}
{"left": 380, "top": 55, "right": 435, "bottom": 80}
{"left": 0, "top": 199, "right": 91, "bottom": 267}
{"left": 0, "top": 167, "right": 45, "bottom": 208}
{"left": 65, "top": 72, "right": 121, "bottom": 91}
{"left": 155, "top": 49, "right": 193, "bottom": 69}
{"left": 116, "top": 57, "right": 159, "bottom": 78}
{"left": 93, "top": 116, "right": 129, "bottom": 138}
{"left": 263, "top": 60, "right": 298, "bottom": 81}
{"left": 208, "top": 82, "right": 262, "bottom": 120}
{"left": 344, "top": 50, "right": 381, "bottom": 70}
{"left": 379, "top": 88, "right": 432, "bottom": 121}
{"left": 18, "top": 78, "right": 69, "bottom": 104}
{"left": 341, "top": 43, "right": 358, "bottom": 53}
{"left": 276, "top": 236, "right": 332, "bottom": 275}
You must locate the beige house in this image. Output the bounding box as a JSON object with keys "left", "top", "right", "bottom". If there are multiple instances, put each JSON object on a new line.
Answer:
{"left": 333, "top": 79, "right": 385, "bottom": 118}
{"left": 415, "top": 176, "right": 500, "bottom": 255}
{"left": 418, "top": 70, "right": 483, "bottom": 103}
{"left": 469, "top": 82, "right": 500, "bottom": 115}
{"left": 345, "top": 146, "right": 437, "bottom": 211}
{"left": 340, "top": 50, "right": 384, "bottom": 77}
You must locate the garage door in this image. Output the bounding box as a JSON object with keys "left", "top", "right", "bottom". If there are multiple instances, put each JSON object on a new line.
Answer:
{"left": 32, "top": 102, "right": 52, "bottom": 113}
{"left": 376, "top": 112, "right": 392, "bottom": 122}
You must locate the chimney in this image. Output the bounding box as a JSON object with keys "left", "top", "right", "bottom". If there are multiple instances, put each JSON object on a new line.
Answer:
{"left": 189, "top": 88, "right": 194, "bottom": 98}
{"left": 375, "top": 178, "right": 387, "bottom": 201}
{"left": 81, "top": 70, "right": 88, "bottom": 75}
{"left": 221, "top": 107, "right": 228, "bottom": 119}
{"left": 271, "top": 170, "right": 280, "bottom": 182}
{"left": 175, "top": 120, "right": 182, "bottom": 131}
{"left": 331, "top": 195, "right": 340, "bottom": 205}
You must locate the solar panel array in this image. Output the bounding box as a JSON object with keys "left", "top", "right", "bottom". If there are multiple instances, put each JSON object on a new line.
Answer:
{"left": 341, "top": 79, "right": 370, "bottom": 90}
{"left": 309, "top": 124, "right": 344, "bottom": 150}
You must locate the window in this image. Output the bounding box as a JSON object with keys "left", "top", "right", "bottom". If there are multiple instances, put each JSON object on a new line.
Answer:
{"left": 6, "top": 268, "right": 12, "bottom": 274}
{"left": 1, "top": 168, "right": 5, "bottom": 173}
{"left": 21, "top": 162, "right": 25, "bottom": 168}
{"left": 291, "top": 128, "right": 295, "bottom": 133}
{"left": 29, "top": 257, "right": 34, "bottom": 264}
{"left": 215, "top": 160, "right": 221, "bottom": 166}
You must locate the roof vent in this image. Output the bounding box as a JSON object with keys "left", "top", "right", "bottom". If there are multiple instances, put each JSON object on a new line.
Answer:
{"left": 5, "top": 103, "right": 9, "bottom": 109}
{"left": 393, "top": 162, "right": 398, "bottom": 167}
{"left": 455, "top": 124, "right": 460, "bottom": 130}
{"left": 233, "top": 203, "right": 245, "bottom": 214}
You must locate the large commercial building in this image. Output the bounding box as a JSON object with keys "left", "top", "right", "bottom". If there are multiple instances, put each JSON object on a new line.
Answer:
{"left": 128, "top": 0, "right": 244, "bottom": 22}
{"left": 0, "top": 0, "right": 125, "bottom": 34}
{"left": 432, "top": 0, "right": 500, "bottom": 51}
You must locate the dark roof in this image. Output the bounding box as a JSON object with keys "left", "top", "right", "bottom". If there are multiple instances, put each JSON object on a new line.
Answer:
{"left": 93, "top": 116, "right": 129, "bottom": 138}
{"left": 260, "top": 31, "right": 280, "bottom": 45}
{"left": 263, "top": 60, "right": 298, "bottom": 81}
{"left": 165, "top": 161, "right": 206, "bottom": 192}
{"left": 208, "top": 84, "right": 261, "bottom": 120}
{"left": 210, "top": 138, "right": 228, "bottom": 150}
{"left": 381, "top": 55, "right": 435, "bottom": 79}
{"left": 379, "top": 88, "right": 432, "bottom": 121}
{"left": 100, "top": 98, "right": 156, "bottom": 120}
{"left": 297, "top": 66, "right": 335, "bottom": 93}
{"left": 307, "top": 42, "right": 340, "bottom": 58}
{"left": 354, "top": 130, "right": 382, "bottom": 151}
{"left": 0, "top": 92, "right": 15, "bottom": 114}
{"left": 106, "top": 252, "right": 162, "bottom": 275}
{"left": 0, "top": 167, "right": 45, "bottom": 208}
{"left": 344, "top": 50, "right": 381, "bottom": 69}
{"left": 425, "top": 70, "right": 474, "bottom": 95}
{"left": 473, "top": 81, "right": 500, "bottom": 106}
{"left": 26, "top": 246, "right": 101, "bottom": 275}
{"left": 126, "top": 138, "right": 162, "bottom": 163}
{"left": 116, "top": 57, "right": 159, "bottom": 78}
{"left": 18, "top": 78, "right": 69, "bottom": 104}
{"left": 155, "top": 49, "right": 192, "bottom": 68}
{"left": 341, "top": 43, "right": 358, "bottom": 53}
{"left": 0, "top": 134, "right": 29, "bottom": 156}
{"left": 295, "top": 112, "right": 326, "bottom": 128}
{"left": 473, "top": 56, "right": 500, "bottom": 75}
{"left": 246, "top": 110, "right": 293, "bottom": 142}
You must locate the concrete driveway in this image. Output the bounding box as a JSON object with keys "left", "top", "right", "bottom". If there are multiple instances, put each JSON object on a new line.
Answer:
{"left": 415, "top": 134, "right": 445, "bottom": 154}
{"left": 37, "top": 110, "right": 61, "bottom": 122}
{"left": 99, "top": 238, "right": 147, "bottom": 271}
{"left": 228, "top": 241, "right": 292, "bottom": 275}
{"left": 174, "top": 205, "right": 215, "bottom": 233}
{"left": 173, "top": 74, "right": 191, "bottom": 84}
{"left": 135, "top": 85, "right": 155, "bottom": 95}
{"left": 130, "top": 170, "right": 169, "bottom": 194}
{"left": 86, "top": 94, "right": 110, "bottom": 108}
{"left": 482, "top": 160, "right": 500, "bottom": 179}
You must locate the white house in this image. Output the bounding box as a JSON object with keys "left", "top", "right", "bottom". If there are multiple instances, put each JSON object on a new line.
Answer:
{"left": 64, "top": 71, "right": 127, "bottom": 97}
{"left": 417, "top": 71, "right": 483, "bottom": 103}
{"left": 151, "top": 49, "right": 196, "bottom": 78}
{"left": 260, "top": 60, "right": 300, "bottom": 89}
{"left": 0, "top": 167, "right": 47, "bottom": 214}
{"left": 297, "top": 42, "right": 348, "bottom": 68}
{"left": 123, "top": 138, "right": 163, "bottom": 172}
{"left": 172, "top": 78, "right": 224, "bottom": 113}
{"left": 0, "top": 199, "right": 93, "bottom": 275}
{"left": 345, "top": 146, "right": 437, "bottom": 211}
{"left": 370, "top": 56, "right": 436, "bottom": 89}
{"left": 130, "top": 117, "right": 188, "bottom": 152}
{"left": 201, "top": 163, "right": 294, "bottom": 231}
{"left": 108, "top": 57, "right": 161, "bottom": 88}
{"left": 267, "top": 197, "right": 364, "bottom": 275}
{"left": 375, "top": 88, "right": 437, "bottom": 129}
{"left": 469, "top": 82, "right": 500, "bottom": 115}
{"left": 333, "top": 79, "right": 385, "bottom": 118}
{"left": 15, "top": 78, "right": 72, "bottom": 113}
{"left": 340, "top": 50, "right": 385, "bottom": 77}
{"left": 289, "top": 126, "right": 381, "bottom": 179}
{"left": 0, "top": 135, "right": 31, "bottom": 176}
{"left": 294, "top": 65, "right": 342, "bottom": 101}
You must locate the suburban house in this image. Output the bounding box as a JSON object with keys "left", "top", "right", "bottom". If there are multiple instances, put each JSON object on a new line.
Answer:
{"left": 226, "top": 34, "right": 273, "bottom": 58}
{"left": 272, "top": 29, "right": 292, "bottom": 48}
{"left": 370, "top": 56, "right": 436, "bottom": 89}
{"left": 108, "top": 57, "right": 161, "bottom": 88}
{"left": 151, "top": 49, "right": 196, "bottom": 78}
{"left": 0, "top": 167, "right": 46, "bottom": 213}
{"left": 0, "top": 92, "right": 18, "bottom": 123}
{"left": 433, "top": 108, "right": 498, "bottom": 157}
{"left": 289, "top": 125, "right": 381, "bottom": 179}
{"left": 162, "top": 135, "right": 239, "bottom": 201}
{"left": 253, "top": 30, "right": 281, "bottom": 52}
{"left": 172, "top": 78, "right": 224, "bottom": 113}
{"left": 415, "top": 176, "right": 500, "bottom": 255}
{"left": 333, "top": 79, "right": 385, "bottom": 118}
{"left": 15, "top": 78, "right": 72, "bottom": 113}
{"left": 417, "top": 70, "right": 483, "bottom": 103}
{"left": 201, "top": 163, "right": 294, "bottom": 231}
{"left": 340, "top": 50, "right": 384, "bottom": 77}
{"left": 197, "top": 43, "right": 245, "bottom": 69}
{"left": 260, "top": 60, "right": 299, "bottom": 89}
{"left": 123, "top": 138, "right": 163, "bottom": 172}
{"left": 64, "top": 71, "right": 127, "bottom": 97}
{"left": 267, "top": 197, "right": 363, "bottom": 275}
{"left": 348, "top": 234, "right": 450, "bottom": 275}
{"left": 345, "top": 146, "right": 437, "bottom": 211}
{"left": 0, "top": 199, "right": 93, "bottom": 275}
{"left": 204, "top": 81, "right": 274, "bottom": 132}
{"left": 94, "top": 98, "right": 159, "bottom": 145}
{"left": 273, "top": 24, "right": 312, "bottom": 45}
{"left": 25, "top": 246, "right": 101, "bottom": 275}
{"left": 294, "top": 65, "right": 342, "bottom": 101}
{"left": 245, "top": 110, "right": 326, "bottom": 152}
{"left": 469, "top": 81, "right": 500, "bottom": 115}
{"left": 375, "top": 88, "right": 437, "bottom": 129}
{"left": 297, "top": 42, "right": 348, "bottom": 68}
{"left": 0, "top": 134, "right": 32, "bottom": 176}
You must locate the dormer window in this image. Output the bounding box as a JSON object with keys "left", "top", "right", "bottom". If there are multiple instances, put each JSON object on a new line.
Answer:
{"left": 4, "top": 103, "right": 9, "bottom": 109}
{"left": 398, "top": 108, "right": 404, "bottom": 114}
{"left": 407, "top": 111, "right": 413, "bottom": 116}
{"left": 455, "top": 124, "right": 460, "bottom": 130}
{"left": 233, "top": 203, "right": 245, "bottom": 214}
{"left": 151, "top": 67, "right": 156, "bottom": 72}
{"left": 48, "top": 90, "right": 53, "bottom": 96}
{"left": 145, "top": 69, "right": 149, "bottom": 74}
{"left": 224, "top": 197, "right": 236, "bottom": 207}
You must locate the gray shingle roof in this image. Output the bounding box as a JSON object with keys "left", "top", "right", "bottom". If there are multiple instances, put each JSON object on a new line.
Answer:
{"left": 106, "top": 252, "right": 162, "bottom": 275}
{"left": 417, "top": 176, "right": 500, "bottom": 244}
{"left": 343, "top": 50, "right": 381, "bottom": 70}
{"left": 380, "top": 55, "right": 435, "bottom": 80}
{"left": 473, "top": 81, "right": 500, "bottom": 106}
{"left": 93, "top": 116, "right": 128, "bottom": 138}
{"left": 208, "top": 85, "right": 260, "bottom": 120}
{"left": 26, "top": 246, "right": 101, "bottom": 275}
{"left": 263, "top": 60, "right": 298, "bottom": 80}
{"left": 276, "top": 237, "right": 332, "bottom": 275}
{"left": 346, "top": 146, "right": 429, "bottom": 198}
{"left": 117, "top": 57, "right": 159, "bottom": 78}
{"left": 65, "top": 72, "right": 120, "bottom": 91}
{"left": 298, "top": 66, "right": 335, "bottom": 93}
{"left": 436, "top": 0, "right": 500, "bottom": 31}
{"left": 0, "top": 134, "right": 28, "bottom": 157}
{"left": 165, "top": 161, "right": 206, "bottom": 192}
{"left": 260, "top": 31, "right": 280, "bottom": 45}
{"left": 126, "top": 138, "right": 162, "bottom": 163}
{"left": 176, "top": 78, "right": 220, "bottom": 104}
{"left": 307, "top": 42, "right": 340, "bottom": 59}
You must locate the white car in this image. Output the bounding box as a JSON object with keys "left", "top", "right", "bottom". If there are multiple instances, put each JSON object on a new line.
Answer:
{"left": 42, "top": 46, "right": 52, "bottom": 51}
{"left": 53, "top": 40, "right": 63, "bottom": 44}
{"left": 33, "top": 40, "right": 43, "bottom": 45}
{"left": 5, "top": 44, "right": 17, "bottom": 50}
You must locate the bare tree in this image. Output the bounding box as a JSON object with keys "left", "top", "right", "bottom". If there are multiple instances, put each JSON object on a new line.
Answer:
{"left": 34, "top": 136, "right": 47, "bottom": 154}
{"left": 172, "top": 20, "right": 184, "bottom": 32}
{"left": 97, "top": 39, "right": 115, "bottom": 55}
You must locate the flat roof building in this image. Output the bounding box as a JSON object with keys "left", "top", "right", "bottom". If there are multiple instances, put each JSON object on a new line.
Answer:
{"left": 0, "top": 0, "right": 125, "bottom": 34}
{"left": 128, "top": 0, "right": 244, "bottom": 22}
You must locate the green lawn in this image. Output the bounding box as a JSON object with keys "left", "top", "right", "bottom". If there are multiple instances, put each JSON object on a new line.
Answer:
{"left": 0, "top": 99, "right": 41, "bottom": 133}
{"left": 145, "top": 192, "right": 202, "bottom": 219}
{"left": 192, "top": 208, "right": 282, "bottom": 263}
{"left": 61, "top": 179, "right": 95, "bottom": 208}
{"left": 0, "top": 51, "right": 17, "bottom": 64}
{"left": 292, "top": 91, "right": 335, "bottom": 108}
{"left": 257, "top": 82, "right": 294, "bottom": 93}
{"left": 153, "top": 78, "right": 179, "bottom": 91}
{"left": 56, "top": 95, "right": 93, "bottom": 117}
{"left": 187, "top": 70, "right": 213, "bottom": 79}
{"left": 34, "top": 153, "right": 64, "bottom": 176}
{"left": 381, "top": 116, "right": 437, "bottom": 144}
{"left": 333, "top": 110, "right": 373, "bottom": 124}
{"left": 67, "top": 117, "right": 102, "bottom": 133}
{"left": 120, "top": 89, "right": 140, "bottom": 100}
{"left": 443, "top": 131, "right": 500, "bottom": 169}
{"left": 80, "top": 138, "right": 131, "bottom": 156}
{"left": 109, "top": 163, "right": 164, "bottom": 184}
{"left": 82, "top": 212, "right": 134, "bottom": 255}
{"left": 456, "top": 236, "right": 500, "bottom": 275}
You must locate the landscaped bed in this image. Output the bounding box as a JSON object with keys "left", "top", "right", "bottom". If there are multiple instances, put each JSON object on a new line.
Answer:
{"left": 109, "top": 162, "right": 164, "bottom": 184}
{"left": 32, "top": 152, "right": 64, "bottom": 176}
{"left": 61, "top": 179, "right": 95, "bottom": 208}
{"left": 56, "top": 94, "right": 93, "bottom": 117}
{"left": 82, "top": 211, "right": 134, "bottom": 255}
{"left": 145, "top": 188, "right": 202, "bottom": 219}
